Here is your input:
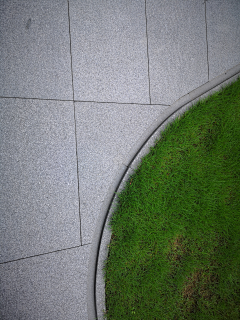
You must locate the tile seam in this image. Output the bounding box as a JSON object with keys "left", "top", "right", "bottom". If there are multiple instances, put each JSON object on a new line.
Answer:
{"left": 205, "top": 0, "right": 210, "bottom": 80}
{"left": 67, "top": 0, "right": 75, "bottom": 101}
{"left": 145, "top": 0, "right": 152, "bottom": 104}
{"left": 73, "top": 100, "right": 168, "bottom": 106}
{"left": 0, "top": 96, "right": 74, "bottom": 102}
{"left": 0, "top": 96, "right": 169, "bottom": 107}
{"left": 0, "top": 244, "right": 92, "bottom": 265}
{"left": 73, "top": 101, "right": 83, "bottom": 245}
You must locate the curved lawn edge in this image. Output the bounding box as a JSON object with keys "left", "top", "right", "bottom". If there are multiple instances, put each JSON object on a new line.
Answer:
{"left": 87, "top": 64, "right": 240, "bottom": 320}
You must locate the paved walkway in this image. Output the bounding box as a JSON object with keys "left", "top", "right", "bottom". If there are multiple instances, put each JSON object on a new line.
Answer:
{"left": 0, "top": 1, "right": 239, "bottom": 319}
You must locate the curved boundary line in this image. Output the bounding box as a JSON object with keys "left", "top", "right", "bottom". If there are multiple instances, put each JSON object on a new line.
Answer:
{"left": 87, "top": 64, "right": 240, "bottom": 320}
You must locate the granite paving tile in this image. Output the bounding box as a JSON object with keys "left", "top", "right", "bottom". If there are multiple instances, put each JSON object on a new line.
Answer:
{"left": 206, "top": 0, "right": 240, "bottom": 80}
{"left": 0, "top": 98, "right": 80, "bottom": 263}
{"left": 146, "top": 0, "right": 208, "bottom": 105}
{"left": 0, "top": 0, "right": 72, "bottom": 100}
{"left": 69, "top": 0, "right": 150, "bottom": 104}
{"left": 0, "top": 245, "right": 90, "bottom": 320}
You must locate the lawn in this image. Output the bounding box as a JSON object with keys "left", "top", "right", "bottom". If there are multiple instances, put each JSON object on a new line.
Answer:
{"left": 104, "top": 77, "right": 240, "bottom": 319}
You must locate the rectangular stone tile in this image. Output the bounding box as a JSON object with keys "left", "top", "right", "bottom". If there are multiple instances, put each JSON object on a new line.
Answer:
{"left": 206, "top": 0, "right": 240, "bottom": 80}
{"left": 0, "top": 98, "right": 80, "bottom": 263}
{"left": 75, "top": 102, "right": 168, "bottom": 244}
{"left": 0, "top": 0, "right": 73, "bottom": 100}
{"left": 0, "top": 246, "right": 89, "bottom": 320}
{"left": 147, "top": 0, "right": 208, "bottom": 105}
{"left": 69, "top": 0, "right": 150, "bottom": 104}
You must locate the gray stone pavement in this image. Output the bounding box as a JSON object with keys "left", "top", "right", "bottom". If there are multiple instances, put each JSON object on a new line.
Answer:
{"left": 0, "top": 0, "right": 239, "bottom": 319}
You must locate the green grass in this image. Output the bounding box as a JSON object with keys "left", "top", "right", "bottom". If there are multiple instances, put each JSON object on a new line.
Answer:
{"left": 104, "top": 77, "right": 240, "bottom": 320}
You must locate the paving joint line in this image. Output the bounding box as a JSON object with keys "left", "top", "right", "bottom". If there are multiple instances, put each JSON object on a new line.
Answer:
{"left": 0, "top": 96, "right": 74, "bottom": 102}
{"left": 145, "top": 0, "right": 152, "bottom": 105}
{"left": 73, "top": 100, "right": 169, "bottom": 106}
{"left": 204, "top": 0, "right": 210, "bottom": 80}
{"left": 0, "top": 96, "right": 169, "bottom": 107}
{"left": 67, "top": 0, "right": 75, "bottom": 102}
{"left": 0, "top": 244, "right": 92, "bottom": 265}
{"left": 73, "top": 102, "right": 83, "bottom": 245}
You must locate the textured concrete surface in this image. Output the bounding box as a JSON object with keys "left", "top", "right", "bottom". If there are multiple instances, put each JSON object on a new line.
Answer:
{"left": 0, "top": 0, "right": 239, "bottom": 319}
{"left": 206, "top": 0, "right": 240, "bottom": 80}
{"left": 146, "top": 0, "right": 208, "bottom": 105}
{"left": 69, "top": 0, "right": 150, "bottom": 103}
{"left": 0, "top": 245, "right": 90, "bottom": 320}
{"left": 0, "top": 98, "right": 80, "bottom": 263}
{"left": 0, "top": 0, "right": 72, "bottom": 100}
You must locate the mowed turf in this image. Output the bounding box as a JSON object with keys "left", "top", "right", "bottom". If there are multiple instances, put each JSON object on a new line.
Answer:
{"left": 104, "top": 77, "right": 240, "bottom": 320}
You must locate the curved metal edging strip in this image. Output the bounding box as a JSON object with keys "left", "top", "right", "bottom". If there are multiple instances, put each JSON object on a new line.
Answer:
{"left": 87, "top": 64, "right": 240, "bottom": 320}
